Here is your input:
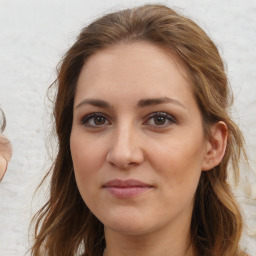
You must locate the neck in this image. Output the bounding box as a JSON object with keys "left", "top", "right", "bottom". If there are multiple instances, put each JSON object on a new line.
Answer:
{"left": 104, "top": 221, "right": 196, "bottom": 256}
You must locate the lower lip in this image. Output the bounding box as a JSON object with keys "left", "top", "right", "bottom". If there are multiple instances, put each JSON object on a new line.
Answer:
{"left": 103, "top": 186, "right": 152, "bottom": 198}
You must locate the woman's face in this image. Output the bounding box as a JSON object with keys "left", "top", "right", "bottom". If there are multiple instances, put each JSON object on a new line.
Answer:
{"left": 70, "top": 42, "right": 210, "bottom": 236}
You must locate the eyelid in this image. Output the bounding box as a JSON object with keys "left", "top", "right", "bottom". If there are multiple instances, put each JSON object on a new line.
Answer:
{"left": 80, "top": 112, "right": 111, "bottom": 126}
{"left": 146, "top": 111, "right": 176, "bottom": 121}
{"left": 143, "top": 111, "right": 177, "bottom": 127}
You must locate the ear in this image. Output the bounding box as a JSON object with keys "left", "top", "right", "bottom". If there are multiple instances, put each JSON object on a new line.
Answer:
{"left": 202, "top": 121, "right": 228, "bottom": 171}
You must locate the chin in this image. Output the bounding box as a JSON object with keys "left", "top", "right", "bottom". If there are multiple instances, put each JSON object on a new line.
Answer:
{"left": 105, "top": 222, "right": 152, "bottom": 236}
{"left": 99, "top": 212, "right": 156, "bottom": 236}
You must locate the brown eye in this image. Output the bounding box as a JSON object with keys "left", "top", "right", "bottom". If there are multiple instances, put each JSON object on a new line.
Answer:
{"left": 81, "top": 113, "right": 110, "bottom": 127}
{"left": 154, "top": 116, "right": 166, "bottom": 125}
{"left": 144, "top": 112, "right": 176, "bottom": 128}
{"left": 94, "top": 116, "right": 106, "bottom": 125}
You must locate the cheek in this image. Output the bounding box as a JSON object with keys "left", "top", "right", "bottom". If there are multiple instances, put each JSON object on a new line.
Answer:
{"left": 148, "top": 129, "right": 205, "bottom": 187}
{"left": 70, "top": 132, "right": 97, "bottom": 187}
{"left": 70, "top": 130, "right": 105, "bottom": 172}
{"left": 70, "top": 130, "right": 109, "bottom": 204}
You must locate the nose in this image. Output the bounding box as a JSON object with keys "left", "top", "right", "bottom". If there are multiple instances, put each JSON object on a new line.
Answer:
{"left": 106, "top": 124, "right": 144, "bottom": 169}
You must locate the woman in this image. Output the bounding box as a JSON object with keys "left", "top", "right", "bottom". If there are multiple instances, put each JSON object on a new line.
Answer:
{"left": 0, "top": 109, "right": 12, "bottom": 181}
{"left": 31, "top": 4, "right": 249, "bottom": 256}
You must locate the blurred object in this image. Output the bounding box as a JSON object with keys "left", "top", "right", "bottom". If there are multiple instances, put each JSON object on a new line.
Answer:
{"left": 0, "top": 154, "right": 8, "bottom": 181}
{"left": 0, "top": 108, "right": 6, "bottom": 132}
{"left": 0, "top": 109, "right": 12, "bottom": 181}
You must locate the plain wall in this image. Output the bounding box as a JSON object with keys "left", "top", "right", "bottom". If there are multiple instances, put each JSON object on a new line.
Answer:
{"left": 0, "top": 0, "right": 255, "bottom": 255}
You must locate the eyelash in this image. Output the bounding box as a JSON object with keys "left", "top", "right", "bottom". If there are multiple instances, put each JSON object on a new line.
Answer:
{"left": 144, "top": 112, "right": 177, "bottom": 128}
{"left": 80, "top": 112, "right": 177, "bottom": 128}
{"left": 81, "top": 113, "right": 110, "bottom": 127}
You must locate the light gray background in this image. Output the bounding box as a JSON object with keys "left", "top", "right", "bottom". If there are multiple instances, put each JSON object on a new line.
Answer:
{"left": 0, "top": 0, "right": 255, "bottom": 255}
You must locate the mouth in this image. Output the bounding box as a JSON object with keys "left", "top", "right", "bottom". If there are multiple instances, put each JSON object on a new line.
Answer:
{"left": 102, "top": 179, "right": 154, "bottom": 198}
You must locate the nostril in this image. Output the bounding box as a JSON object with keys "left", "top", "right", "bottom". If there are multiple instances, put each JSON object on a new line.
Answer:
{"left": 106, "top": 147, "right": 144, "bottom": 169}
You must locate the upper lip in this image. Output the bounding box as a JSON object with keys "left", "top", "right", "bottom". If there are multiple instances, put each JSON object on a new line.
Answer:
{"left": 102, "top": 179, "right": 152, "bottom": 188}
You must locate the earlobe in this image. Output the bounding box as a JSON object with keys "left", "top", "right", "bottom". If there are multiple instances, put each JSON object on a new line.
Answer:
{"left": 202, "top": 121, "right": 228, "bottom": 171}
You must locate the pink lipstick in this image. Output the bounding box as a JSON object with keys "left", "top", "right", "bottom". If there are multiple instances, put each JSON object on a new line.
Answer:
{"left": 102, "top": 179, "right": 153, "bottom": 198}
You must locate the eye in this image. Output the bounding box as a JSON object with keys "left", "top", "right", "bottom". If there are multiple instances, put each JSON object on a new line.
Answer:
{"left": 81, "top": 113, "right": 110, "bottom": 127}
{"left": 144, "top": 112, "right": 176, "bottom": 127}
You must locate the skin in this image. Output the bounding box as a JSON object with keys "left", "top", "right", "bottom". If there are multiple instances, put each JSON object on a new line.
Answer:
{"left": 0, "top": 135, "right": 12, "bottom": 181}
{"left": 0, "top": 155, "right": 8, "bottom": 180}
{"left": 70, "top": 42, "right": 227, "bottom": 256}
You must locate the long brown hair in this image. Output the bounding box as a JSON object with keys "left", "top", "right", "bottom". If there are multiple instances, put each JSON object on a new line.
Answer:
{"left": 31, "top": 4, "right": 248, "bottom": 256}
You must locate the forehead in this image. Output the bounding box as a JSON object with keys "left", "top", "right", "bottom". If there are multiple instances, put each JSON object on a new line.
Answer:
{"left": 75, "top": 42, "right": 193, "bottom": 104}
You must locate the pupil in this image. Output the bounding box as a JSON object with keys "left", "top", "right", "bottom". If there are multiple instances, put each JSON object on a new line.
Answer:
{"left": 94, "top": 117, "right": 105, "bottom": 125}
{"left": 154, "top": 116, "right": 165, "bottom": 125}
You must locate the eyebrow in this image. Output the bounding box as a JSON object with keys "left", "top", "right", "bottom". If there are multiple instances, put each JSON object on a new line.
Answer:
{"left": 75, "top": 97, "right": 186, "bottom": 110}
{"left": 75, "top": 99, "right": 111, "bottom": 109}
{"left": 137, "top": 97, "right": 186, "bottom": 109}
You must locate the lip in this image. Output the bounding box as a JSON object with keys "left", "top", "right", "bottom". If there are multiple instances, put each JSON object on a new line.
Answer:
{"left": 102, "top": 179, "right": 153, "bottom": 198}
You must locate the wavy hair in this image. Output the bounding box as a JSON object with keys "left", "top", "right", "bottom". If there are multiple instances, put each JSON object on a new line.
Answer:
{"left": 31, "top": 4, "right": 248, "bottom": 256}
